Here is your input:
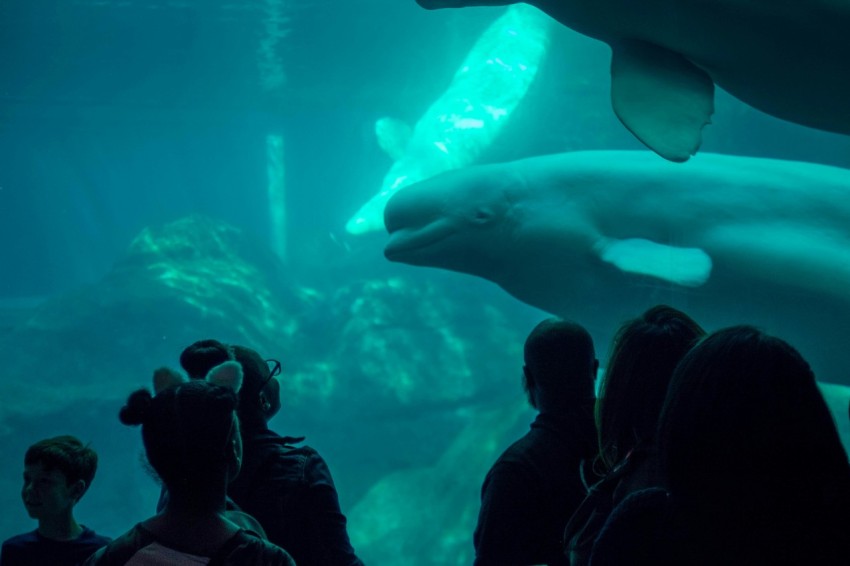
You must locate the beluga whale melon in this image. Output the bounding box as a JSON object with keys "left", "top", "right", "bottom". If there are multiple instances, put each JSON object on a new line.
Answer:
{"left": 414, "top": 0, "right": 850, "bottom": 162}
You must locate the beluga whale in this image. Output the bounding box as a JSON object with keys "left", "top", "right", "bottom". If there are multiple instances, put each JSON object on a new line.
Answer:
{"left": 383, "top": 151, "right": 850, "bottom": 384}
{"left": 346, "top": 3, "right": 551, "bottom": 234}
{"left": 414, "top": 0, "right": 850, "bottom": 162}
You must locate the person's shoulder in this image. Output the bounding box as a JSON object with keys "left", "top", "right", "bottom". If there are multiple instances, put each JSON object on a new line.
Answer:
{"left": 226, "top": 510, "right": 267, "bottom": 538}
{"left": 482, "top": 446, "right": 538, "bottom": 489}
{"left": 251, "top": 430, "right": 314, "bottom": 458}
{"left": 79, "top": 527, "right": 112, "bottom": 546}
{"left": 599, "top": 487, "right": 672, "bottom": 540}
{"left": 488, "top": 431, "right": 537, "bottom": 470}
{"left": 258, "top": 440, "right": 320, "bottom": 475}
{"left": 2, "top": 530, "right": 39, "bottom": 548}
{"left": 81, "top": 524, "right": 149, "bottom": 566}
{"left": 589, "top": 488, "right": 673, "bottom": 565}
{"left": 614, "top": 487, "right": 669, "bottom": 511}
{"left": 280, "top": 441, "right": 319, "bottom": 458}
{"left": 1, "top": 530, "right": 38, "bottom": 561}
{"left": 226, "top": 530, "right": 296, "bottom": 565}
{"left": 254, "top": 538, "right": 296, "bottom": 565}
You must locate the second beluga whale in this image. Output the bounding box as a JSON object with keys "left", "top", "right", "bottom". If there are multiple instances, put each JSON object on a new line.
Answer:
{"left": 346, "top": 3, "right": 551, "bottom": 234}
{"left": 383, "top": 151, "right": 850, "bottom": 384}
{"left": 414, "top": 0, "right": 850, "bottom": 162}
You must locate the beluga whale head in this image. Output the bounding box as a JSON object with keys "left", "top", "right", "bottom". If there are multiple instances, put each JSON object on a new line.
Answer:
{"left": 384, "top": 164, "right": 524, "bottom": 281}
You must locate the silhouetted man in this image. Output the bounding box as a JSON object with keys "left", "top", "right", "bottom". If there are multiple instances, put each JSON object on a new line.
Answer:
{"left": 473, "top": 318, "right": 599, "bottom": 566}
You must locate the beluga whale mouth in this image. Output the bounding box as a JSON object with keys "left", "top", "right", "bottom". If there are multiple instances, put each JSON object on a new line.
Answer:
{"left": 384, "top": 217, "right": 455, "bottom": 264}
{"left": 383, "top": 179, "right": 457, "bottom": 264}
{"left": 382, "top": 159, "right": 516, "bottom": 268}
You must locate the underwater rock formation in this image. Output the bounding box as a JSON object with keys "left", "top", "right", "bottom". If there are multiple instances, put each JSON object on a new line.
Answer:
{"left": 321, "top": 276, "right": 525, "bottom": 409}
{"left": 348, "top": 399, "right": 534, "bottom": 566}
{"left": 0, "top": 215, "right": 299, "bottom": 423}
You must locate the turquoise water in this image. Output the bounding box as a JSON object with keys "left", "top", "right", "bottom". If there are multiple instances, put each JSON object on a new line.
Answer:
{"left": 1, "top": 2, "right": 849, "bottom": 564}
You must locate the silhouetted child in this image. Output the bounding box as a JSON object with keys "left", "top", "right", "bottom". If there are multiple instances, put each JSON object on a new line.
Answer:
{"left": 178, "top": 340, "right": 363, "bottom": 566}
{"left": 85, "top": 363, "right": 294, "bottom": 565}
{"left": 0, "top": 436, "right": 110, "bottom": 566}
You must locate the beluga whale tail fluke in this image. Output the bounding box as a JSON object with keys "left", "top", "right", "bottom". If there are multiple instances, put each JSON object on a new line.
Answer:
{"left": 345, "top": 4, "right": 551, "bottom": 235}
{"left": 414, "top": 0, "right": 850, "bottom": 161}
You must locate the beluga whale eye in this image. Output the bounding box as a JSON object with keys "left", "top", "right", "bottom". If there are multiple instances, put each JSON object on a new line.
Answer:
{"left": 472, "top": 207, "right": 494, "bottom": 224}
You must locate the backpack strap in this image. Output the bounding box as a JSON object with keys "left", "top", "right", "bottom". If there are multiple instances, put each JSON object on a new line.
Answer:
{"left": 207, "top": 530, "right": 252, "bottom": 566}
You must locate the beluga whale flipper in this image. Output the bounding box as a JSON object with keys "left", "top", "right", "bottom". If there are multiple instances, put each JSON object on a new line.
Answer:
{"left": 383, "top": 150, "right": 850, "bottom": 384}
{"left": 345, "top": 4, "right": 551, "bottom": 234}
{"left": 415, "top": 0, "right": 850, "bottom": 162}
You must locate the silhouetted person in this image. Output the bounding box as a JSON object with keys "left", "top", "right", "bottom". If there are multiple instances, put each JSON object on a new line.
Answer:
{"left": 564, "top": 305, "right": 704, "bottom": 564}
{"left": 86, "top": 363, "right": 294, "bottom": 565}
{"left": 184, "top": 341, "right": 364, "bottom": 566}
{"left": 154, "top": 339, "right": 263, "bottom": 535}
{"left": 473, "top": 318, "right": 598, "bottom": 566}
{"left": 1, "top": 436, "right": 110, "bottom": 566}
{"left": 591, "top": 326, "right": 850, "bottom": 565}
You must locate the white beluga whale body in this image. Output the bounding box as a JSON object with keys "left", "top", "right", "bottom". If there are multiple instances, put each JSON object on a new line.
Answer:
{"left": 415, "top": 0, "right": 850, "bottom": 162}
{"left": 384, "top": 151, "right": 850, "bottom": 384}
{"left": 346, "top": 4, "right": 551, "bottom": 234}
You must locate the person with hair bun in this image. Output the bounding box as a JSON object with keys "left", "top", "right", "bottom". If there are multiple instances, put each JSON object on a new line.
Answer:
{"left": 181, "top": 340, "right": 363, "bottom": 566}
{"left": 153, "top": 339, "right": 249, "bottom": 520}
{"left": 84, "top": 363, "right": 295, "bottom": 565}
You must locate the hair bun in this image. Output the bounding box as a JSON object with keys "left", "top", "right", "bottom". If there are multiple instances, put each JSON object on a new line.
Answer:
{"left": 119, "top": 389, "right": 153, "bottom": 426}
{"left": 180, "top": 339, "right": 233, "bottom": 380}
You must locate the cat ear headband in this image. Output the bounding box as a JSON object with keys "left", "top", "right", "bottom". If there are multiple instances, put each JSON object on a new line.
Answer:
{"left": 152, "top": 361, "right": 243, "bottom": 394}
